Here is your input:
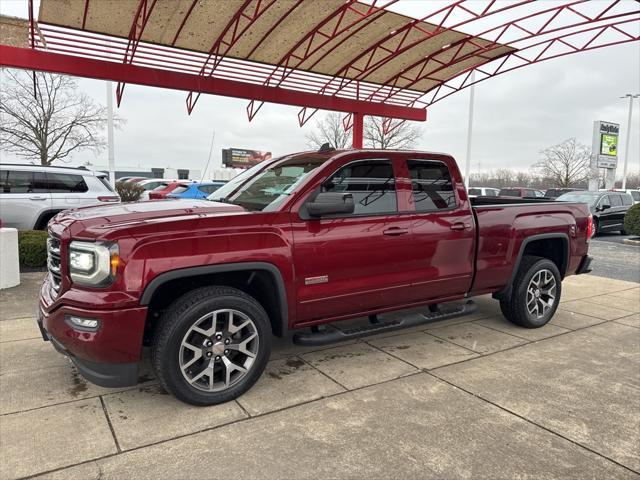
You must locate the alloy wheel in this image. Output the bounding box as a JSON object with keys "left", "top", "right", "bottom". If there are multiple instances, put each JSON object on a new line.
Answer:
{"left": 526, "top": 269, "right": 557, "bottom": 319}
{"left": 179, "top": 309, "right": 259, "bottom": 392}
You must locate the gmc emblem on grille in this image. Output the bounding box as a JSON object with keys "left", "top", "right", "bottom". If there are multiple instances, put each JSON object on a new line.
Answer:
{"left": 305, "top": 275, "right": 328, "bottom": 285}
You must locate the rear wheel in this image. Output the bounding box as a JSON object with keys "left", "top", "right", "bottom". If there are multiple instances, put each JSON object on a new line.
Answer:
{"left": 500, "top": 256, "right": 561, "bottom": 328}
{"left": 592, "top": 218, "right": 600, "bottom": 236}
{"left": 151, "top": 286, "right": 271, "bottom": 406}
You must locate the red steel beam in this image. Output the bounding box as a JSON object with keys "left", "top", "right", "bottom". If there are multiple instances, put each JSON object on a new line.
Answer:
{"left": 82, "top": 0, "right": 90, "bottom": 30}
{"left": 116, "top": 0, "right": 158, "bottom": 106}
{"left": 185, "top": 0, "right": 278, "bottom": 114}
{"left": 171, "top": 0, "right": 199, "bottom": 46}
{"left": 248, "top": 0, "right": 396, "bottom": 121}
{"left": 361, "top": 0, "right": 638, "bottom": 107}
{"left": 352, "top": 113, "right": 364, "bottom": 148}
{"left": 421, "top": 18, "right": 640, "bottom": 107}
{"left": 0, "top": 45, "right": 426, "bottom": 121}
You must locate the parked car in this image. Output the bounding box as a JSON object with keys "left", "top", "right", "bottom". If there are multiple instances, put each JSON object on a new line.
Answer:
{"left": 137, "top": 179, "right": 173, "bottom": 200}
{"left": 147, "top": 181, "right": 187, "bottom": 200}
{"left": 467, "top": 187, "right": 499, "bottom": 197}
{"left": 498, "top": 187, "right": 545, "bottom": 198}
{"left": 544, "top": 188, "right": 578, "bottom": 200}
{"left": 38, "top": 148, "right": 593, "bottom": 405}
{"left": 605, "top": 189, "right": 640, "bottom": 204}
{"left": 167, "top": 181, "right": 227, "bottom": 199}
{"left": 115, "top": 176, "right": 149, "bottom": 183}
{"left": 0, "top": 164, "right": 119, "bottom": 230}
{"left": 556, "top": 190, "right": 633, "bottom": 235}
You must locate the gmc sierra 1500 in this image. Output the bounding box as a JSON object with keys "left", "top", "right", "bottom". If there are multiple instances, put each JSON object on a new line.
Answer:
{"left": 38, "top": 148, "right": 593, "bottom": 405}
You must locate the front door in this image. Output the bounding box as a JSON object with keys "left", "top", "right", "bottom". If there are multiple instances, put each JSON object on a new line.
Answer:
{"left": 291, "top": 158, "right": 416, "bottom": 324}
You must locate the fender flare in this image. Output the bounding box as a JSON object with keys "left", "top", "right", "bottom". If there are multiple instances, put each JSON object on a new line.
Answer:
{"left": 494, "top": 233, "right": 569, "bottom": 300}
{"left": 139, "top": 262, "right": 289, "bottom": 335}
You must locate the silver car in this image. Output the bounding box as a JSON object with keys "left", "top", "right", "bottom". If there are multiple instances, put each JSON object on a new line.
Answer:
{"left": 0, "top": 164, "right": 120, "bottom": 230}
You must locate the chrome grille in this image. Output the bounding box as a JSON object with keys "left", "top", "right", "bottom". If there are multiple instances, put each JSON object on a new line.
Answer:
{"left": 47, "top": 235, "right": 62, "bottom": 297}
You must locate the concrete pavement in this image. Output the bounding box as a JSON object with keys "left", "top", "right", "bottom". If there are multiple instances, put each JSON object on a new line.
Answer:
{"left": 0, "top": 273, "right": 638, "bottom": 479}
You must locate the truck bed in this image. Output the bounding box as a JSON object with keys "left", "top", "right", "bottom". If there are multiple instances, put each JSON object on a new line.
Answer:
{"left": 469, "top": 198, "right": 591, "bottom": 296}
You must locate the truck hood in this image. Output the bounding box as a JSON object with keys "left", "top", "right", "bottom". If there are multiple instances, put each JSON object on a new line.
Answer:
{"left": 51, "top": 199, "right": 247, "bottom": 237}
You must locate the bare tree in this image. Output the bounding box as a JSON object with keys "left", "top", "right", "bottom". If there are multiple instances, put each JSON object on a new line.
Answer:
{"left": 305, "top": 112, "right": 351, "bottom": 150}
{"left": 0, "top": 69, "right": 112, "bottom": 165}
{"left": 533, "top": 138, "right": 592, "bottom": 188}
{"left": 364, "top": 116, "right": 422, "bottom": 149}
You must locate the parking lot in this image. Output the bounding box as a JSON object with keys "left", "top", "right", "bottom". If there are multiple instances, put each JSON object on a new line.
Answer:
{"left": 1, "top": 271, "right": 638, "bottom": 479}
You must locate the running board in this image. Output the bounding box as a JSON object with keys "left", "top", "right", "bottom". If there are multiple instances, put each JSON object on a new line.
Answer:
{"left": 293, "top": 301, "right": 476, "bottom": 347}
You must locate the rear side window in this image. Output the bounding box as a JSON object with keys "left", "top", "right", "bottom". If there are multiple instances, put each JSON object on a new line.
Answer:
{"left": 199, "top": 184, "right": 222, "bottom": 194}
{"left": 97, "top": 176, "right": 116, "bottom": 193}
{"left": 408, "top": 160, "right": 456, "bottom": 211}
{"left": 468, "top": 188, "right": 481, "bottom": 196}
{"left": 622, "top": 194, "right": 633, "bottom": 205}
{"left": 0, "top": 170, "right": 48, "bottom": 193}
{"left": 610, "top": 195, "right": 623, "bottom": 207}
{"left": 323, "top": 160, "right": 396, "bottom": 215}
{"left": 486, "top": 189, "right": 498, "bottom": 197}
{"left": 47, "top": 173, "right": 88, "bottom": 193}
{"left": 631, "top": 191, "right": 640, "bottom": 201}
{"left": 171, "top": 186, "right": 189, "bottom": 195}
{"left": 499, "top": 189, "right": 520, "bottom": 197}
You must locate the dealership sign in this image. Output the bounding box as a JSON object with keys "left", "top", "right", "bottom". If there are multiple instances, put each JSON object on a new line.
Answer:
{"left": 591, "top": 121, "right": 619, "bottom": 169}
{"left": 222, "top": 148, "right": 272, "bottom": 168}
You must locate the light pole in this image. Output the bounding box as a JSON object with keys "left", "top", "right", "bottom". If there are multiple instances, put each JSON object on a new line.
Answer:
{"left": 620, "top": 93, "right": 639, "bottom": 190}
{"left": 464, "top": 71, "right": 476, "bottom": 187}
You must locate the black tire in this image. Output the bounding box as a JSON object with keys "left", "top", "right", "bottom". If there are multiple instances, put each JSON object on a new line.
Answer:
{"left": 499, "top": 255, "right": 562, "bottom": 328}
{"left": 151, "top": 286, "right": 271, "bottom": 406}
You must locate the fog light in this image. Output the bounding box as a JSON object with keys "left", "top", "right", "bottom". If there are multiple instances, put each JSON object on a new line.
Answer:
{"left": 65, "top": 315, "right": 100, "bottom": 331}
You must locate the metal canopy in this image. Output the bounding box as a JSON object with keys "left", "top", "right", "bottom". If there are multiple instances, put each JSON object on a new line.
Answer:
{"left": 0, "top": 0, "right": 638, "bottom": 145}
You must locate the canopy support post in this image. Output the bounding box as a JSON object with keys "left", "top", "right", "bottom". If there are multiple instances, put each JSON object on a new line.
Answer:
{"left": 353, "top": 113, "right": 364, "bottom": 149}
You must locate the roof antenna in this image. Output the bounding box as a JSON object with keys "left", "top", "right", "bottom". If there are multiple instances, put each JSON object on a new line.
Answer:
{"left": 200, "top": 130, "right": 216, "bottom": 182}
{"left": 318, "top": 142, "right": 335, "bottom": 153}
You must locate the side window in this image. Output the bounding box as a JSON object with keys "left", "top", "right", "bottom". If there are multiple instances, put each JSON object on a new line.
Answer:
{"left": 486, "top": 189, "right": 498, "bottom": 197}
{"left": 0, "top": 170, "right": 48, "bottom": 193}
{"left": 407, "top": 160, "right": 456, "bottom": 212}
{"left": 323, "top": 160, "right": 396, "bottom": 215}
{"left": 621, "top": 194, "right": 632, "bottom": 206}
{"left": 46, "top": 173, "right": 88, "bottom": 193}
{"left": 468, "top": 188, "right": 481, "bottom": 196}
{"left": 610, "top": 195, "right": 623, "bottom": 207}
{"left": 600, "top": 196, "right": 611, "bottom": 208}
{"left": 631, "top": 191, "right": 640, "bottom": 202}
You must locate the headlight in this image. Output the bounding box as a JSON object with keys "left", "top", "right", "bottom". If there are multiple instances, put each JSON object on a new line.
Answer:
{"left": 69, "top": 241, "right": 119, "bottom": 286}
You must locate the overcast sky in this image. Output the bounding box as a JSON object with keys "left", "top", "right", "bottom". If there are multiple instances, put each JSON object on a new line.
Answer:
{"left": 1, "top": 0, "right": 639, "bottom": 178}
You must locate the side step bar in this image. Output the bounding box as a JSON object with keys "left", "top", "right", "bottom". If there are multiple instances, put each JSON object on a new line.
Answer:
{"left": 293, "top": 301, "right": 476, "bottom": 347}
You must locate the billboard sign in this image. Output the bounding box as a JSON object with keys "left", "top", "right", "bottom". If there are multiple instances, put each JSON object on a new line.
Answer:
{"left": 222, "top": 148, "right": 271, "bottom": 168}
{"left": 591, "top": 121, "right": 619, "bottom": 169}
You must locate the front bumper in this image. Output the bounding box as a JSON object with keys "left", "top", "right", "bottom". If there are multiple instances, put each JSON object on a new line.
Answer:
{"left": 38, "top": 279, "right": 147, "bottom": 388}
{"left": 576, "top": 255, "right": 593, "bottom": 275}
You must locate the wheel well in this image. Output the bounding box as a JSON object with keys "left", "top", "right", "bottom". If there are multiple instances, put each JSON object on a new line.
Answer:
{"left": 143, "top": 269, "right": 285, "bottom": 345}
{"left": 521, "top": 237, "right": 567, "bottom": 277}
{"left": 34, "top": 210, "right": 62, "bottom": 230}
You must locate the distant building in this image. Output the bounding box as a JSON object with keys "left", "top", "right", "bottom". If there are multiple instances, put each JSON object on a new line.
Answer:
{"left": 88, "top": 165, "right": 201, "bottom": 181}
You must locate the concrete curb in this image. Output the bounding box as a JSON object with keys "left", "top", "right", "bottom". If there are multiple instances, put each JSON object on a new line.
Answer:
{"left": 622, "top": 237, "right": 640, "bottom": 246}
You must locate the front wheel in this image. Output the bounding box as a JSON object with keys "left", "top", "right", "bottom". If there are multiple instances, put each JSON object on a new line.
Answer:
{"left": 151, "top": 286, "right": 271, "bottom": 406}
{"left": 500, "top": 256, "right": 562, "bottom": 328}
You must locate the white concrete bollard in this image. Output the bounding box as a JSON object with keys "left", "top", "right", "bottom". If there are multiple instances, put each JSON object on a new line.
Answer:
{"left": 0, "top": 228, "right": 20, "bottom": 289}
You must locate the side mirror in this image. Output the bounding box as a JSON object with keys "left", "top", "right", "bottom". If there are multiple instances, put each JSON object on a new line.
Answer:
{"left": 599, "top": 204, "right": 610, "bottom": 211}
{"left": 307, "top": 192, "right": 355, "bottom": 217}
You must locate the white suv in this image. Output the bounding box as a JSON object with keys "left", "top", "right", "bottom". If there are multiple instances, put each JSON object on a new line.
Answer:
{"left": 0, "top": 164, "right": 120, "bottom": 230}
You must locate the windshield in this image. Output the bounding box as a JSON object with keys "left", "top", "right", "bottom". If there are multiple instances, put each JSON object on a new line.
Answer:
{"left": 208, "top": 155, "right": 330, "bottom": 211}
{"left": 556, "top": 192, "right": 598, "bottom": 205}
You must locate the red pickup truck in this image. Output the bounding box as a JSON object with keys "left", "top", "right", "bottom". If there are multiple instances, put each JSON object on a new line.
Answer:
{"left": 38, "top": 148, "right": 593, "bottom": 405}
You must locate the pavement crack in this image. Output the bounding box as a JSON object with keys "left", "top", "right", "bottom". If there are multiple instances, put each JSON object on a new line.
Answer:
{"left": 99, "top": 396, "right": 122, "bottom": 454}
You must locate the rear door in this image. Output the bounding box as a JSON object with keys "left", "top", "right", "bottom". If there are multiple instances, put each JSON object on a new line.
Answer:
{"left": 404, "top": 158, "right": 475, "bottom": 302}
{"left": 0, "top": 169, "right": 51, "bottom": 229}
{"left": 291, "top": 157, "right": 416, "bottom": 323}
{"left": 609, "top": 194, "right": 626, "bottom": 230}
{"left": 46, "top": 172, "right": 93, "bottom": 209}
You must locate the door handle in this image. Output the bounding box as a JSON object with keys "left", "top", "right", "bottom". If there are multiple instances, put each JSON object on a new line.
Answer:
{"left": 383, "top": 227, "right": 409, "bottom": 236}
{"left": 450, "top": 222, "right": 471, "bottom": 231}
{"left": 29, "top": 196, "right": 47, "bottom": 201}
